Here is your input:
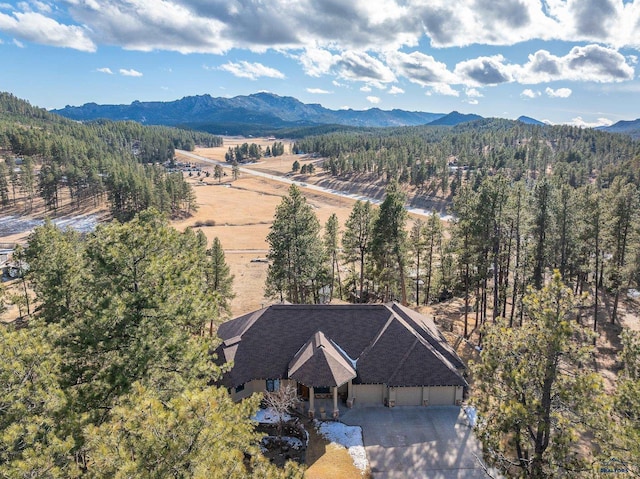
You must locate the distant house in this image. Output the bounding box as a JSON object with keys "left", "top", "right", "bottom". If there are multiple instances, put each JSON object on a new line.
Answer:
{"left": 215, "top": 302, "right": 467, "bottom": 418}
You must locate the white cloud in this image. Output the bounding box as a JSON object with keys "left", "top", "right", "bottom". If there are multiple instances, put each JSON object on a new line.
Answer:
{"left": 335, "top": 51, "right": 396, "bottom": 85}
{"left": 516, "top": 45, "right": 634, "bottom": 84}
{"left": 2, "top": 0, "right": 638, "bottom": 58}
{"left": 454, "top": 55, "right": 513, "bottom": 86}
{"left": 0, "top": 10, "right": 95, "bottom": 51}
{"left": 119, "top": 68, "right": 143, "bottom": 77}
{"left": 13, "top": 38, "right": 24, "bottom": 47}
{"left": 431, "top": 83, "right": 460, "bottom": 97}
{"left": 521, "top": 88, "right": 541, "bottom": 98}
{"left": 360, "top": 85, "right": 372, "bottom": 92}
{"left": 386, "top": 50, "right": 456, "bottom": 87}
{"left": 31, "top": 1, "right": 52, "bottom": 14}
{"left": 388, "top": 86, "right": 404, "bottom": 94}
{"left": 306, "top": 88, "right": 332, "bottom": 94}
{"left": 545, "top": 87, "right": 572, "bottom": 98}
{"left": 366, "top": 95, "right": 381, "bottom": 104}
{"left": 97, "top": 67, "right": 113, "bottom": 74}
{"left": 466, "top": 99, "right": 479, "bottom": 105}
{"left": 219, "top": 61, "right": 285, "bottom": 80}
{"left": 569, "top": 116, "right": 614, "bottom": 128}
{"left": 465, "top": 88, "right": 483, "bottom": 98}
{"left": 299, "top": 47, "right": 338, "bottom": 77}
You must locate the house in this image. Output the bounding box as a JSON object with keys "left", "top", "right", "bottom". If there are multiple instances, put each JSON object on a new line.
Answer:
{"left": 215, "top": 302, "right": 467, "bottom": 418}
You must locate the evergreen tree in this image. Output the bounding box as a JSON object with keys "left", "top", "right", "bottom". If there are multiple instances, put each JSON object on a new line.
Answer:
{"left": 423, "top": 212, "right": 443, "bottom": 306}
{"left": 324, "top": 213, "right": 341, "bottom": 301}
{"left": 342, "top": 200, "right": 377, "bottom": 303}
{"left": 409, "top": 219, "right": 425, "bottom": 306}
{"left": 472, "top": 272, "right": 607, "bottom": 478}
{"left": 214, "top": 164, "right": 224, "bottom": 183}
{"left": 610, "top": 329, "right": 640, "bottom": 476}
{"left": 52, "top": 210, "right": 217, "bottom": 414}
{"left": 24, "top": 221, "right": 87, "bottom": 325}
{"left": 371, "top": 181, "right": 408, "bottom": 304}
{"left": 84, "top": 383, "right": 302, "bottom": 478}
{"left": 266, "top": 185, "right": 327, "bottom": 303}
{"left": 0, "top": 325, "right": 78, "bottom": 478}
{"left": 604, "top": 178, "right": 638, "bottom": 323}
{"left": 0, "top": 161, "right": 10, "bottom": 205}
{"left": 205, "top": 236, "right": 235, "bottom": 335}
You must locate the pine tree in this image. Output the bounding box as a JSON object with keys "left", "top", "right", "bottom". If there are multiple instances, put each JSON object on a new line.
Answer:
{"left": 266, "top": 185, "right": 327, "bottom": 303}
{"left": 205, "top": 236, "right": 235, "bottom": 335}
{"left": 409, "top": 219, "right": 425, "bottom": 306}
{"left": 0, "top": 161, "right": 10, "bottom": 205}
{"left": 342, "top": 200, "right": 377, "bottom": 303}
{"left": 371, "top": 181, "right": 408, "bottom": 304}
{"left": 472, "top": 272, "right": 607, "bottom": 478}
{"left": 324, "top": 213, "right": 341, "bottom": 301}
{"left": 423, "top": 211, "right": 443, "bottom": 306}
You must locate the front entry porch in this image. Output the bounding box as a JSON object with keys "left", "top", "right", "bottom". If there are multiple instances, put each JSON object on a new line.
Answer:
{"left": 298, "top": 380, "right": 352, "bottom": 419}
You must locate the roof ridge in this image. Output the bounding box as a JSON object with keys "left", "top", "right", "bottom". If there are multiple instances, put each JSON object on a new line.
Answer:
{"left": 387, "top": 337, "right": 420, "bottom": 385}
{"left": 357, "top": 312, "right": 396, "bottom": 361}
{"left": 390, "top": 303, "right": 465, "bottom": 369}
{"left": 390, "top": 311, "right": 466, "bottom": 381}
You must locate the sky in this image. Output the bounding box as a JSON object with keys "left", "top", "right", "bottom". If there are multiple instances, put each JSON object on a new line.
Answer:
{"left": 0, "top": 0, "right": 639, "bottom": 126}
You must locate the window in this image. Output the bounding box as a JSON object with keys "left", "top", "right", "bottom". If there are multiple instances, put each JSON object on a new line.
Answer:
{"left": 266, "top": 379, "right": 280, "bottom": 392}
{"left": 235, "top": 383, "right": 245, "bottom": 393}
{"left": 315, "top": 386, "right": 330, "bottom": 394}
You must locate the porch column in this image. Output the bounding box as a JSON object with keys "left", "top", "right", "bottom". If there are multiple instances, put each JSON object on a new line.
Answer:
{"left": 308, "top": 386, "right": 315, "bottom": 419}
{"left": 332, "top": 386, "right": 339, "bottom": 418}
{"left": 347, "top": 379, "right": 354, "bottom": 407}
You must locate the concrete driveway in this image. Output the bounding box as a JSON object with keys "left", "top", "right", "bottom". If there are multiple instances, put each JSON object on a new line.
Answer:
{"left": 340, "top": 406, "right": 492, "bottom": 479}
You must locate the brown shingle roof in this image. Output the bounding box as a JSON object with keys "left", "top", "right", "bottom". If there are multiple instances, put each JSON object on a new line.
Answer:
{"left": 215, "top": 302, "right": 466, "bottom": 389}
{"left": 288, "top": 331, "right": 357, "bottom": 387}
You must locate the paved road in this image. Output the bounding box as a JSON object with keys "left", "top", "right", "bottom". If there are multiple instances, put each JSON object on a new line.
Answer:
{"left": 177, "top": 150, "right": 454, "bottom": 220}
{"left": 341, "top": 406, "right": 495, "bottom": 479}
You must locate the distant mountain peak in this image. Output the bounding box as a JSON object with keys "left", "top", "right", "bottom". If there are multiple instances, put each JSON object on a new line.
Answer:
{"left": 427, "top": 111, "right": 482, "bottom": 126}
{"left": 517, "top": 115, "right": 544, "bottom": 125}
{"left": 599, "top": 118, "right": 640, "bottom": 139}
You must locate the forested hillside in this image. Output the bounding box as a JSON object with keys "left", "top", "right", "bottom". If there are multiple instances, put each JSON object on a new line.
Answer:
{"left": 0, "top": 92, "right": 222, "bottom": 220}
{"left": 294, "top": 119, "right": 640, "bottom": 194}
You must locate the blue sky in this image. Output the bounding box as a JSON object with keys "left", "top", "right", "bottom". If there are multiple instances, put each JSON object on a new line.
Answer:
{"left": 1, "top": 0, "right": 639, "bottom": 126}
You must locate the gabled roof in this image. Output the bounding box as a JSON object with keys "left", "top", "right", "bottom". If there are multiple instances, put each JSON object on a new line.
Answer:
{"left": 215, "top": 302, "right": 466, "bottom": 389}
{"left": 288, "top": 331, "right": 357, "bottom": 387}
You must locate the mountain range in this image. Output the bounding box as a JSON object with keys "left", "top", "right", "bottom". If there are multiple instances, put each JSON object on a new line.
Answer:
{"left": 51, "top": 92, "right": 638, "bottom": 137}
{"left": 599, "top": 118, "right": 640, "bottom": 139}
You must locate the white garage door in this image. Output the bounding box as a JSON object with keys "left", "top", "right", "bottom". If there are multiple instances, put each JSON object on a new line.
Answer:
{"left": 395, "top": 387, "right": 423, "bottom": 406}
{"left": 429, "top": 386, "right": 456, "bottom": 405}
{"left": 354, "top": 384, "right": 384, "bottom": 405}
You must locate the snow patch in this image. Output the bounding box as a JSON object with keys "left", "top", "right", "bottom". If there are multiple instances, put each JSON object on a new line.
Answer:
{"left": 464, "top": 405, "right": 477, "bottom": 427}
{"left": 627, "top": 289, "right": 640, "bottom": 299}
{"left": 0, "top": 214, "right": 99, "bottom": 236}
{"left": 315, "top": 421, "right": 368, "bottom": 472}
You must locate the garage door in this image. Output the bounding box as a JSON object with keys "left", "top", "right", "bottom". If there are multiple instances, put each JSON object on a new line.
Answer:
{"left": 395, "top": 387, "right": 423, "bottom": 406}
{"left": 354, "top": 384, "right": 384, "bottom": 405}
{"left": 429, "top": 386, "right": 455, "bottom": 405}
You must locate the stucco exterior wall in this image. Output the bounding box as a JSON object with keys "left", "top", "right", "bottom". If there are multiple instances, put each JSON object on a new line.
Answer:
{"left": 427, "top": 386, "right": 456, "bottom": 405}
{"left": 353, "top": 384, "right": 385, "bottom": 404}
{"left": 394, "top": 386, "right": 423, "bottom": 406}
